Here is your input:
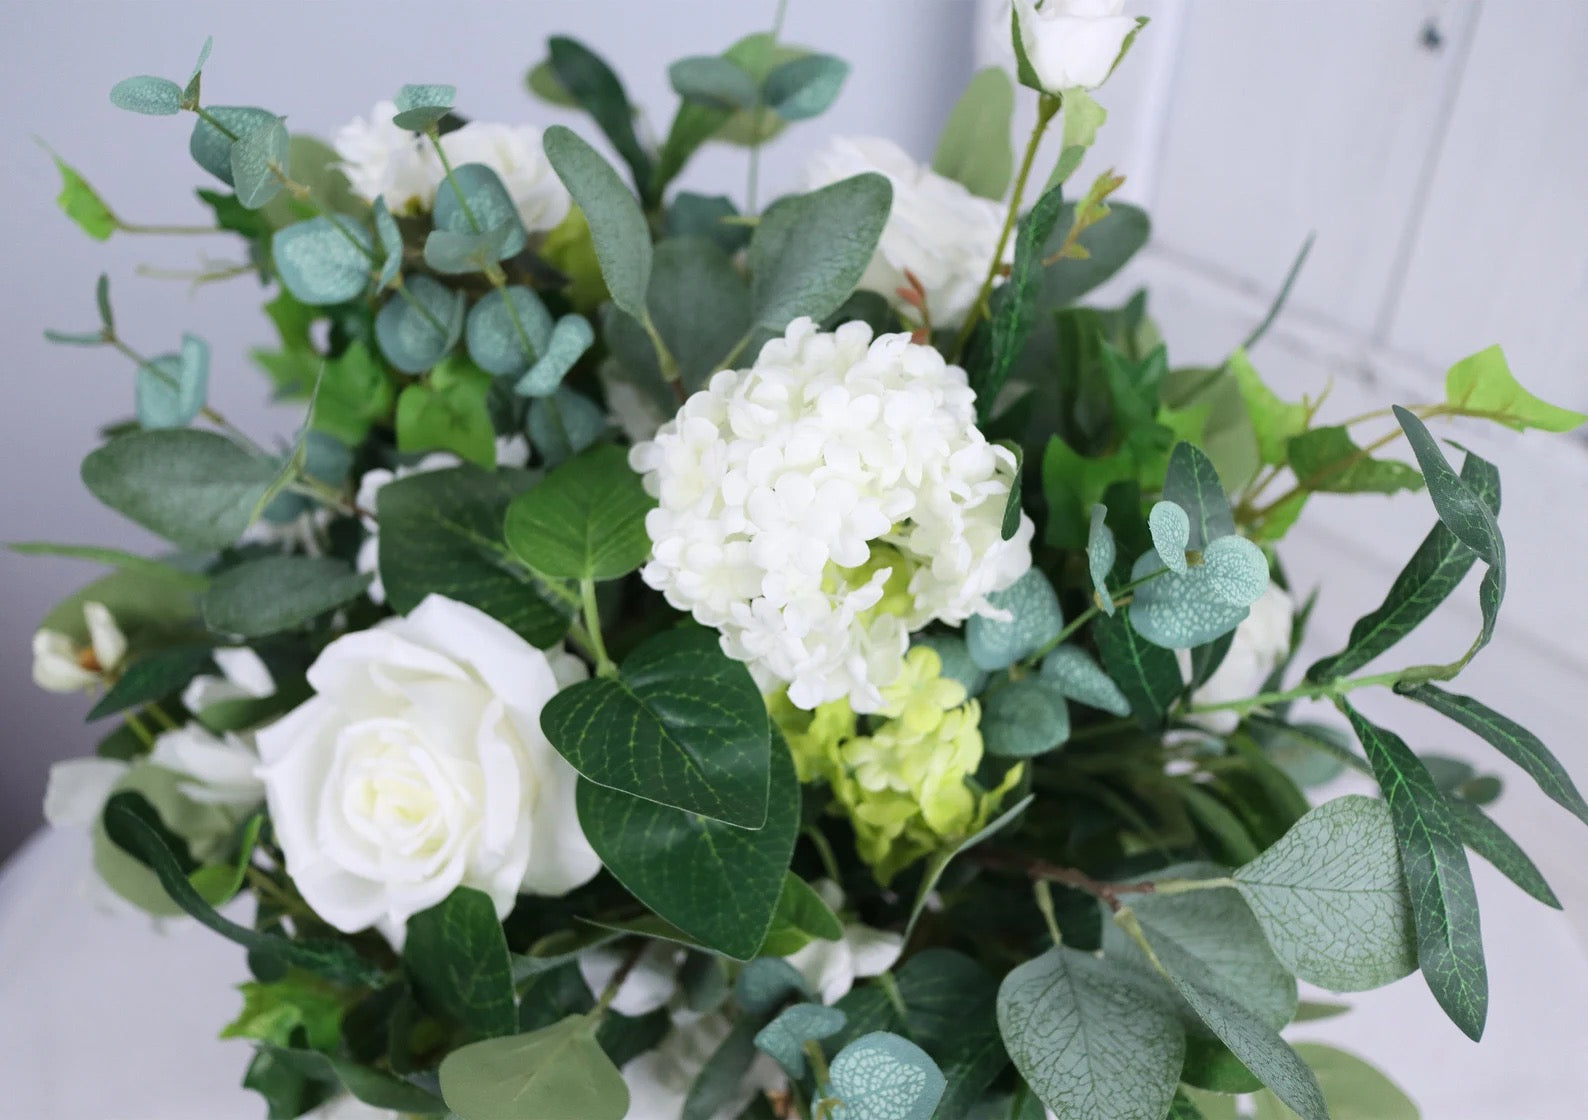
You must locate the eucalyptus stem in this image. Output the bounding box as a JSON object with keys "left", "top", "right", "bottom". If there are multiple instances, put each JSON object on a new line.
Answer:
{"left": 580, "top": 577, "right": 617, "bottom": 677}
{"left": 971, "top": 847, "right": 1231, "bottom": 913}
{"left": 950, "top": 93, "right": 1062, "bottom": 361}
{"left": 486, "top": 270, "right": 539, "bottom": 364}
{"left": 745, "top": 0, "right": 792, "bottom": 216}
{"left": 427, "top": 132, "right": 483, "bottom": 231}
{"left": 106, "top": 335, "right": 265, "bottom": 454}
{"left": 1185, "top": 666, "right": 1410, "bottom": 716}
{"left": 191, "top": 105, "right": 239, "bottom": 141}
{"left": 1024, "top": 567, "right": 1168, "bottom": 667}
{"left": 117, "top": 221, "right": 227, "bottom": 237}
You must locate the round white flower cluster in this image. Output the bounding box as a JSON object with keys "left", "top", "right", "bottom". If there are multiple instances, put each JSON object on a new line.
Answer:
{"left": 804, "top": 136, "right": 1010, "bottom": 329}
{"left": 630, "top": 318, "right": 1034, "bottom": 713}
{"left": 332, "top": 102, "right": 570, "bottom": 233}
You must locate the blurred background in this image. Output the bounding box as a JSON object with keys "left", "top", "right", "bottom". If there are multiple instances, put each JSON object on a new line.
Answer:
{"left": 1, "top": 1, "right": 1586, "bottom": 1115}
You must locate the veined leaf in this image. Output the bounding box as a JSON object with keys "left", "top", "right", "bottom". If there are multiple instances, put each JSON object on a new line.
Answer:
{"left": 439, "top": 1015, "right": 628, "bottom": 1120}
{"left": 1448, "top": 798, "right": 1560, "bottom": 909}
{"left": 201, "top": 556, "right": 370, "bottom": 637}
{"left": 822, "top": 1032, "right": 946, "bottom": 1120}
{"left": 972, "top": 183, "right": 1067, "bottom": 424}
{"left": 547, "top": 36, "right": 653, "bottom": 200}
{"left": 543, "top": 125, "right": 652, "bottom": 323}
{"left": 1444, "top": 344, "right": 1586, "bottom": 433}
{"left": 1250, "top": 1043, "right": 1418, "bottom": 1120}
{"left": 1286, "top": 426, "right": 1422, "bottom": 495}
{"left": 1094, "top": 610, "right": 1182, "bottom": 728}
{"left": 504, "top": 443, "right": 654, "bottom": 581}
{"left": 1162, "top": 442, "right": 1233, "bottom": 549}
{"left": 1228, "top": 348, "right": 1308, "bottom": 467}
{"left": 404, "top": 887, "right": 517, "bottom": 1038}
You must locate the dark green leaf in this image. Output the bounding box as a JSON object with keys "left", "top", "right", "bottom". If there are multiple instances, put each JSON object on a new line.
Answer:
{"left": 932, "top": 67, "right": 1015, "bottom": 201}
{"left": 973, "top": 183, "right": 1067, "bottom": 425}
{"left": 608, "top": 236, "right": 753, "bottom": 390}
{"left": 547, "top": 36, "right": 653, "bottom": 199}
{"left": 404, "top": 887, "right": 517, "bottom": 1038}
{"left": 543, "top": 125, "right": 652, "bottom": 323}
{"left": 684, "top": 1018, "right": 763, "bottom": 1120}
{"left": 1341, "top": 701, "right": 1487, "bottom": 1040}
{"left": 1448, "top": 798, "right": 1559, "bottom": 909}
{"left": 749, "top": 173, "right": 893, "bottom": 334}
{"left": 504, "top": 443, "right": 653, "bottom": 581}
{"left": 1162, "top": 442, "right": 1233, "bottom": 549}
{"left": 1094, "top": 610, "right": 1183, "bottom": 728}
{"left": 262, "top": 1047, "right": 446, "bottom": 1113}
{"left": 758, "top": 873, "right": 844, "bottom": 956}
{"left": 87, "top": 644, "right": 212, "bottom": 720}
{"left": 439, "top": 1015, "right": 629, "bottom": 1120}
{"left": 665, "top": 193, "right": 750, "bottom": 255}
{"left": 201, "top": 556, "right": 369, "bottom": 637}
{"left": 1000, "top": 440, "right": 1026, "bottom": 540}
{"left": 763, "top": 54, "right": 849, "bottom": 121}
{"left": 905, "top": 796, "right": 1032, "bottom": 941}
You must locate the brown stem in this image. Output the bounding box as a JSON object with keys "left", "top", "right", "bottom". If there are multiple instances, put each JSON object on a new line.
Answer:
{"left": 967, "top": 847, "right": 1158, "bottom": 912}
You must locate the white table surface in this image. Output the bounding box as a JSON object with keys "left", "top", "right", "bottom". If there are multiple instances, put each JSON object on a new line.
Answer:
{"left": 4, "top": 822, "right": 1588, "bottom": 1118}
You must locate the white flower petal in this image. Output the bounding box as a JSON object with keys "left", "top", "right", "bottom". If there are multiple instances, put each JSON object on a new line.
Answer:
{"left": 31, "top": 630, "right": 97, "bottom": 693}
{"left": 82, "top": 601, "right": 127, "bottom": 673}
{"left": 43, "top": 758, "right": 129, "bottom": 827}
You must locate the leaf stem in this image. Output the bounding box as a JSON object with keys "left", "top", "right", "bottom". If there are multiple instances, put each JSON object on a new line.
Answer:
{"left": 1024, "top": 567, "right": 1168, "bottom": 667}
{"left": 116, "top": 220, "right": 226, "bottom": 237}
{"left": 106, "top": 334, "right": 266, "bottom": 454}
{"left": 1033, "top": 880, "right": 1064, "bottom": 948}
{"left": 427, "top": 132, "right": 483, "bottom": 232}
{"left": 191, "top": 105, "right": 239, "bottom": 141}
{"left": 593, "top": 939, "right": 647, "bottom": 1016}
{"left": 1184, "top": 666, "right": 1408, "bottom": 716}
{"left": 580, "top": 577, "right": 617, "bottom": 677}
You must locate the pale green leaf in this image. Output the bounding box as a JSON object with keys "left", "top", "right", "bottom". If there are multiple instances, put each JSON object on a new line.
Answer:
{"left": 439, "top": 1016, "right": 629, "bottom": 1120}
{"left": 1148, "top": 500, "right": 1190, "bottom": 574}
{"left": 503, "top": 443, "right": 653, "bottom": 580}
{"left": 543, "top": 125, "right": 652, "bottom": 322}
{"left": 965, "top": 569, "right": 1064, "bottom": 671}
{"left": 1445, "top": 344, "right": 1585, "bottom": 432}
{"left": 932, "top": 67, "right": 1015, "bottom": 200}
{"left": 824, "top": 1031, "right": 946, "bottom": 1120}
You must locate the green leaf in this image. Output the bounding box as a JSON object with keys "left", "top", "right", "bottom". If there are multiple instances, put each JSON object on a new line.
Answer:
{"left": 608, "top": 236, "right": 753, "bottom": 390}
{"left": 48, "top": 151, "right": 117, "bottom": 240}
{"left": 10, "top": 541, "right": 208, "bottom": 589}
{"left": 905, "top": 796, "right": 1032, "bottom": 940}
{"left": 102, "top": 791, "right": 383, "bottom": 985}
{"left": 221, "top": 970, "right": 349, "bottom": 1051}
{"left": 528, "top": 388, "right": 608, "bottom": 468}
{"left": 823, "top": 1032, "right": 946, "bottom": 1120}
{"left": 546, "top": 36, "right": 653, "bottom": 199}
{"left": 1447, "top": 798, "right": 1559, "bottom": 909}
{"left": 110, "top": 74, "right": 182, "bottom": 115}
{"left": 543, "top": 627, "right": 771, "bottom": 827}
{"left": 737, "top": 957, "right": 813, "bottom": 1016}
{"left": 1233, "top": 795, "right": 1417, "bottom": 991}
{"left": 395, "top": 355, "right": 495, "bottom": 466}
{"left": 1307, "top": 450, "right": 1498, "bottom": 682}
{"left": 467, "top": 286, "right": 553, "bottom": 377}
{"left": 1148, "top": 500, "right": 1190, "bottom": 574}
{"left": 1393, "top": 409, "right": 1501, "bottom": 565}
{"left": 230, "top": 115, "right": 289, "bottom": 209}
{"left": 1093, "top": 610, "right": 1182, "bottom": 728}
{"left": 439, "top": 1015, "right": 629, "bottom": 1120}
{"left": 189, "top": 813, "right": 264, "bottom": 906}
{"left": 965, "top": 569, "right": 1064, "bottom": 671}
{"left": 996, "top": 948, "right": 1184, "bottom": 1120}
{"left": 669, "top": 56, "right": 760, "bottom": 110}
{"left": 404, "top": 887, "right": 517, "bottom": 1038}
{"left": 1128, "top": 535, "right": 1270, "bottom": 650}
{"left": 1181, "top": 1033, "right": 1262, "bottom": 1094}
{"left": 134, "top": 333, "right": 210, "bottom": 429}
{"left": 981, "top": 676, "right": 1069, "bottom": 758}
{"left": 261, "top": 1048, "right": 446, "bottom": 1114}
{"left": 576, "top": 732, "right": 799, "bottom": 959}
{"left": 313, "top": 340, "right": 393, "bottom": 445}
{"left": 516, "top": 315, "right": 594, "bottom": 397}
{"left": 1250, "top": 1043, "right": 1419, "bottom": 1120}
{"left": 1087, "top": 504, "right": 1117, "bottom": 614}
{"left": 1445, "top": 344, "right": 1586, "bottom": 432}
{"left": 373, "top": 196, "right": 402, "bottom": 288}
{"left": 377, "top": 466, "right": 572, "bottom": 648}
{"left": 1047, "top": 89, "right": 1107, "bottom": 189}
{"left": 999, "top": 440, "right": 1025, "bottom": 541}
{"left": 1399, "top": 684, "right": 1588, "bottom": 827}
{"left": 1041, "top": 203, "right": 1150, "bottom": 308}
{"left": 755, "top": 1003, "right": 847, "bottom": 1078}
{"left": 759, "top": 872, "right": 844, "bottom": 956}
{"left": 1341, "top": 702, "right": 1487, "bottom": 1040}
{"left": 1039, "top": 645, "right": 1130, "bottom": 717}
{"left": 763, "top": 54, "right": 849, "bottom": 121}
{"left": 82, "top": 429, "right": 276, "bottom": 550}
{"left": 391, "top": 82, "right": 455, "bottom": 131}
{"left": 1228, "top": 349, "right": 1309, "bottom": 467}
{"left": 933, "top": 67, "right": 1015, "bottom": 201}
{"left": 201, "top": 556, "right": 369, "bottom": 637}
{"left": 189, "top": 106, "right": 278, "bottom": 186}
{"left": 973, "top": 183, "right": 1068, "bottom": 425}
{"left": 1161, "top": 442, "right": 1233, "bottom": 549}
{"left": 543, "top": 125, "right": 652, "bottom": 322}
{"left": 749, "top": 173, "right": 893, "bottom": 334}
{"left": 87, "top": 644, "right": 213, "bottom": 720}
{"left": 1137, "top": 923, "right": 1327, "bottom": 1120}
{"left": 504, "top": 443, "right": 654, "bottom": 580}
{"left": 423, "top": 225, "right": 517, "bottom": 274}
{"left": 1286, "top": 426, "right": 1423, "bottom": 495}
{"left": 99, "top": 271, "right": 116, "bottom": 328}
{"left": 273, "top": 215, "right": 373, "bottom": 306}
{"left": 433, "top": 163, "right": 528, "bottom": 258}
{"left": 377, "top": 275, "right": 466, "bottom": 374}
{"left": 666, "top": 193, "right": 750, "bottom": 255}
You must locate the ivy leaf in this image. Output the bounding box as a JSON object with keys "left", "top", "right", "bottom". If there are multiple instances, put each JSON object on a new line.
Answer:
{"left": 543, "top": 627, "right": 771, "bottom": 827}
{"left": 273, "top": 215, "right": 373, "bottom": 306}
{"left": 467, "top": 286, "right": 554, "bottom": 377}
{"left": 546, "top": 36, "right": 653, "bottom": 200}
{"left": 1448, "top": 798, "right": 1560, "bottom": 909}
{"left": 1398, "top": 684, "right": 1588, "bottom": 828}
{"left": 109, "top": 74, "right": 183, "bottom": 115}
{"left": 1161, "top": 442, "right": 1233, "bottom": 549}
{"left": 574, "top": 733, "right": 799, "bottom": 960}
{"left": 754, "top": 1003, "right": 847, "bottom": 1079}
{"left": 763, "top": 54, "right": 849, "bottom": 122}
{"left": 313, "top": 340, "right": 394, "bottom": 446}
{"left": 1087, "top": 504, "right": 1117, "bottom": 614}
{"left": 1233, "top": 796, "right": 1418, "bottom": 991}
{"left": 543, "top": 125, "right": 652, "bottom": 323}
{"left": 395, "top": 357, "right": 495, "bottom": 467}
{"left": 1341, "top": 702, "right": 1487, "bottom": 1040}
{"left": 377, "top": 466, "right": 573, "bottom": 649}
{"left": 996, "top": 947, "right": 1184, "bottom": 1120}
{"left": 404, "top": 887, "right": 517, "bottom": 1039}
{"left": 391, "top": 83, "right": 456, "bottom": 131}
{"left": 504, "top": 443, "right": 653, "bottom": 581}
{"left": 932, "top": 67, "right": 1015, "bottom": 201}
{"left": 82, "top": 429, "right": 277, "bottom": 550}
{"left": 1286, "top": 426, "right": 1423, "bottom": 495}
{"left": 823, "top": 1032, "right": 946, "bottom": 1120}
{"left": 439, "top": 1015, "right": 629, "bottom": 1120}
{"left": 377, "top": 275, "right": 466, "bottom": 374}
{"left": 972, "top": 182, "right": 1067, "bottom": 424}
{"left": 1147, "top": 500, "right": 1190, "bottom": 574}
{"left": 748, "top": 173, "right": 893, "bottom": 335}
{"left": 965, "top": 569, "right": 1064, "bottom": 671}
{"left": 1444, "top": 344, "right": 1586, "bottom": 432}
{"left": 48, "top": 151, "right": 117, "bottom": 240}
{"left": 1228, "top": 349, "right": 1309, "bottom": 467}
{"left": 1307, "top": 450, "right": 1498, "bottom": 682}
{"left": 201, "top": 556, "right": 370, "bottom": 637}
{"left": 1093, "top": 609, "right": 1182, "bottom": 728}
{"left": 221, "top": 971, "right": 350, "bottom": 1051}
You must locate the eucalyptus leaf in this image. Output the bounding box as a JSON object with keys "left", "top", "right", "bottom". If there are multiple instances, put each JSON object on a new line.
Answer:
{"left": 749, "top": 173, "right": 893, "bottom": 334}
{"left": 372, "top": 197, "right": 402, "bottom": 288}
{"left": 423, "top": 224, "right": 518, "bottom": 274}
{"left": 528, "top": 388, "right": 608, "bottom": 468}
{"left": 933, "top": 67, "right": 1015, "bottom": 201}
{"left": 110, "top": 74, "right": 183, "bottom": 116}
{"left": 824, "top": 1032, "right": 946, "bottom": 1120}
{"left": 965, "top": 569, "right": 1064, "bottom": 671}
{"left": 504, "top": 443, "right": 653, "bottom": 581}
{"left": 1129, "top": 536, "right": 1270, "bottom": 650}
{"left": 433, "top": 163, "right": 527, "bottom": 257}
{"left": 1148, "top": 500, "right": 1190, "bottom": 574}
{"left": 134, "top": 333, "right": 210, "bottom": 430}
{"left": 669, "top": 56, "right": 760, "bottom": 110}
{"left": 201, "top": 557, "right": 369, "bottom": 637}
{"left": 981, "top": 676, "right": 1069, "bottom": 758}
{"left": 466, "top": 286, "right": 553, "bottom": 377}
{"left": 189, "top": 106, "right": 279, "bottom": 186}
{"left": 230, "top": 115, "right": 289, "bottom": 209}
{"left": 274, "top": 215, "right": 373, "bottom": 306}
{"left": 1087, "top": 503, "right": 1117, "bottom": 614}
{"left": 391, "top": 83, "right": 456, "bottom": 131}
{"left": 517, "top": 315, "right": 594, "bottom": 397}
{"left": 543, "top": 125, "right": 652, "bottom": 322}
{"left": 1162, "top": 441, "right": 1234, "bottom": 549}
{"left": 755, "top": 1003, "right": 846, "bottom": 1078}
{"left": 546, "top": 36, "right": 653, "bottom": 199}
{"left": 377, "top": 276, "right": 465, "bottom": 373}
{"left": 1039, "top": 645, "right": 1131, "bottom": 716}
{"left": 763, "top": 54, "right": 849, "bottom": 121}
{"left": 438, "top": 1016, "right": 629, "bottom": 1120}
{"left": 736, "top": 957, "right": 813, "bottom": 1017}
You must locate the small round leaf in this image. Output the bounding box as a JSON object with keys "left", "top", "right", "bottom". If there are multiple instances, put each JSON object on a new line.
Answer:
{"left": 434, "top": 163, "right": 527, "bottom": 258}
{"left": 391, "top": 83, "right": 456, "bottom": 131}
{"left": 273, "top": 215, "right": 374, "bottom": 306}
{"left": 1148, "top": 500, "right": 1191, "bottom": 575}
{"left": 466, "top": 286, "right": 553, "bottom": 376}
{"left": 516, "top": 314, "right": 594, "bottom": 397}
{"left": 824, "top": 1032, "right": 946, "bottom": 1120}
{"left": 110, "top": 75, "right": 183, "bottom": 116}
{"left": 189, "top": 106, "right": 278, "bottom": 185}
{"left": 376, "top": 276, "right": 465, "bottom": 373}
{"left": 965, "top": 569, "right": 1064, "bottom": 671}
{"left": 229, "top": 115, "right": 289, "bottom": 210}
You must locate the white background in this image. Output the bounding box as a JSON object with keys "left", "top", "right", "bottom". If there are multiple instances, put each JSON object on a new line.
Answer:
{"left": 1, "top": 1, "right": 1586, "bottom": 1115}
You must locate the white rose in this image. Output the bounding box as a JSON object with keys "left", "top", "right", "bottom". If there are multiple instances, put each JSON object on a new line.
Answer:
{"left": 1013, "top": 0, "right": 1139, "bottom": 93}
{"left": 32, "top": 601, "right": 126, "bottom": 693}
{"left": 332, "top": 100, "right": 438, "bottom": 216}
{"left": 437, "top": 122, "right": 572, "bottom": 234}
{"left": 785, "top": 881, "right": 904, "bottom": 1004}
{"left": 255, "top": 594, "right": 600, "bottom": 945}
{"left": 804, "top": 137, "right": 1010, "bottom": 329}
{"left": 1180, "top": 582, "right": 1294, "bottom": 735}
{"left": 181, "top": 646, "right": 276, "bottom": 713}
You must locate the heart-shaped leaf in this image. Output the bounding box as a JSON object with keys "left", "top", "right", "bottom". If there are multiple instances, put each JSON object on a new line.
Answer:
{"left": 1129, "top": 536, "right": 1270, "bottom": 649}
{"left": 504, "top": 443, "right": 653, "bottom": 581}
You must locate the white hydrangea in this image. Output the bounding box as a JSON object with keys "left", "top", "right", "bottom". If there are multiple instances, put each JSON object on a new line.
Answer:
{"left": 332, "top": 100, "right": 437, "bottom": 216}
{"left": 630, "top": 318, "right": 1033, "bottom": 713}
{"left": 438, "top": 122, "right": 572, "bottom": 234}
{"left": 804, "top": 137, "right": 1011, "bottom": 329}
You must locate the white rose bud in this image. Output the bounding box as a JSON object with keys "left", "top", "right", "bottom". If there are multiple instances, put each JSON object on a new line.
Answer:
{"left": 256, "top": 594, "right": 600, "bottom": 945}
{"left": 1013, "top": 0, "right": 1140, "bottom": 94}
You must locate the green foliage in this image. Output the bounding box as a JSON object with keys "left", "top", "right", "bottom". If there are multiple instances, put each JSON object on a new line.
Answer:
{"left": 1094, "top": 609, "right": 1182, "bottom": 727}
{"left": 546, "top": 36, "right": 653, "bottom": 200}
{"left": 260, "top": 1048, "right": 448, "bottom": 1114}
{"left": 395, "top": 355, "right": 496, "bottom": 466}
{"left": 1342, "top": 702, "right": 1487, "bottom": 1040}
{"left": 467, "top": 286, "right": 554, "bottom": 377}
{"left": 575, "top": 735, "right": 799, "bottom": 959}
{"left": 1162, "top": 442, "right": 1234, "bottom": 549}
{"left": 607, "top": 236, "right": 752, "bottom": 390}
{"left": 528, "top": 387, "right": 608, "bottom": 467}
{"left": 378, "top": 276, "right": 466, "bottom": 373}
{"left": 543, "top": 627, "right": 771, "bottom": 827}
{"left": 201, "top": 556, "right": 370, "bottom": 637}
{"left": 1286, "top": 426, "right": 1423, "bottom": 495}
{"left": 981, "top": 676, "right": 1068, "bottom": 758}
{"left": 669, "top": 55, "right": 760, "bottom": 110}
{"left": 543, "top": 125, "right": 652, "bottom": 323}
{"left": 273, "top": 215, "right": 373, "bottom": 306}
{"left": 376, "top": 466, "right": 573, "bottom": 648}
{"left": 758, "top": 873, "right": 844, "bottom": 956}
{"left": 313, "top": 340, "right": 394, "bottom": 445}
{"left": 1087, "top": 504, "right": 1117, "bottom": 613}
{"left": 1041, "top": 202, "right": 1151, "bottom": 309}
{"left": 404, "top": 887, "right": 517, "bottom": 1038}
{"left": 821, "top": 1032, "right": 947, "bottom": 1120}
{"left": 905, "top": 796, "right": 1032, "bottom": 941}
{"left": 1039, "top": 646, "right": 1131, "bottom": 716}
{"left": 88, "top": 643, "right": 213, "bottom": 720}
{"left": 221, "top": 971, "right": 351, "bottom": 1051}
{"left": 82, "top": 429, "right": 277, "bottom": 549}
{"left": 1250, "top": 1044, "right": 1419, "bottom": 1120}
{"left": 933, "top": 67, "right": 1015, "bottom": 201}
{"left": 48, "top": 151, "right": 117, "bottom": 240}
{"left": 110, "top": 74, "right": 183, "bottom": 115}
{"left": 762, "top": 54, "right": 849, "bottom": 121}
{"left": 504, "top": 444, "right": 653, "bottom": 581}
{"left": 1147, "top": 500, "right": 1190, "bottom": 574}
{"left": 972, "top": 183, "right": 1067, "bottom": 424}
{"left": 1444, "top": 344, "right": 1586, "bottom": 432}
{"left": 1129, "top": 535, "right": 1270, "bottom": 650}
{"left": 1228, "top": 349, "right": 1309, "bottom": 466}
{"left": 965, "top": 569, "right": 1064, "bottom": 671}
{"left": 391, "top": 83, "right": 455, "bottom": 131}
{"left": 230, "top": 115, "right": 289, "bottom": 209}
{"left": 134, "top": 333, "right": 210, "bottom": 429}
{"left": 439, "top": 1015, "right": 629, "bottom": 1120}
{"left": 433, "top": 163, "right": 528, "bottom": 260}
{"left": 754, "top": 1002, "right": 846, "bottom": 1078}
{"left": 1448, "top": 798, "right": 1560, "bottom": 909}
{"left": 190, "top": 106, "right": 278, "bottom": 186}
{"left": 516, "top": 315, "right": 594, "bottom": 397}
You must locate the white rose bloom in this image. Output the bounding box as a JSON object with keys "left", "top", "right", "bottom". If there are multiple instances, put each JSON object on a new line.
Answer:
{"left": 785, "top": 881, "right": 904, "bottom": 1004}
{"left": 805, "top": 137, "right": 1009, "bottom": 329}
{"left": 332, "top": 100, "right": 438, "bottom": 216}
{"left": 631, "top": 318, "right": 1033, "bottom": 713}
{"left": 437, "top": 122, "right": 571, "bottom": 234}
{"left": 1014, "top": 0, "right": 1139, "bottom": 93}
{"left": 181, "top": 646, "right": 276, "bottom": 713}
{"left": 148, "top": 724, "right": 265, "bottom": 809}
{"left": 1179, "top": 582, "right": 1295, "bottom": 735}
{"left": 255, "top": 594, "right": 600, "bottom": 945}
{"left": 32, "top": 601, "right": 127, "bottom": 693}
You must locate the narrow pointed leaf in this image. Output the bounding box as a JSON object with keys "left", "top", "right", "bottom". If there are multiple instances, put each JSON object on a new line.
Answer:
{"left": 933, "top": 67, "right": 1015, "bottom": 201}
{"left": 1447, "top": 798, "right": 1559, "bottom": 908}
{"left": 972, "top": 182, "right": 1067, "bottom": 423}
{"left": 543, "top": 125, "right": 652, "bottom": 322}
{"left": 1094, "top": 609, "right": 1182, "bottom": 727}
{"left": 1162, "top": 442, "right": 1233, "bottom": 549}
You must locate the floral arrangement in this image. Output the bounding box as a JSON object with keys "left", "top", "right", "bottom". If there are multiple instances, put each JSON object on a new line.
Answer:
{"left": 26, "top": 5, "right": 1588, "bottom": 1119}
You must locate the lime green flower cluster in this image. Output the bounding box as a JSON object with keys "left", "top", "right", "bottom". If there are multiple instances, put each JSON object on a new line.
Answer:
{"left": 773, "top": 645, "right": 1021, "bottom": 884}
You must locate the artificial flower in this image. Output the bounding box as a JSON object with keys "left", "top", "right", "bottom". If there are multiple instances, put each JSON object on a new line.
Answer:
{"left": 31, "top": 601, "right": 127, "bottom": 693}
{"left": 785, "top": 881, "right": 903, "bottom": 1004}
{"left": 255, "top": 594, "right": 600, "bottom": 945}
{"left": 1013, "top": 0, "right": 1139, "bottom": 93}
{"left": 1180, "top": 581, "right": 1295, "bottom": 734}
{"left": 181, "top": 646, "right": 276, "bottom": 714}
{"left": 804, "top": 136, "right": 1010, "bottom": 328}
{"left": 437, "top": 122, "right": 572, "bottom": 234}
{"left": 332, "top": 100, "right": 437, "bottom": 215}
{"left": 631, "top": 318, "right": 1033, "bottom": 713}
{"left": 148, "top": 724, "right": 265, "bottom": 809}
